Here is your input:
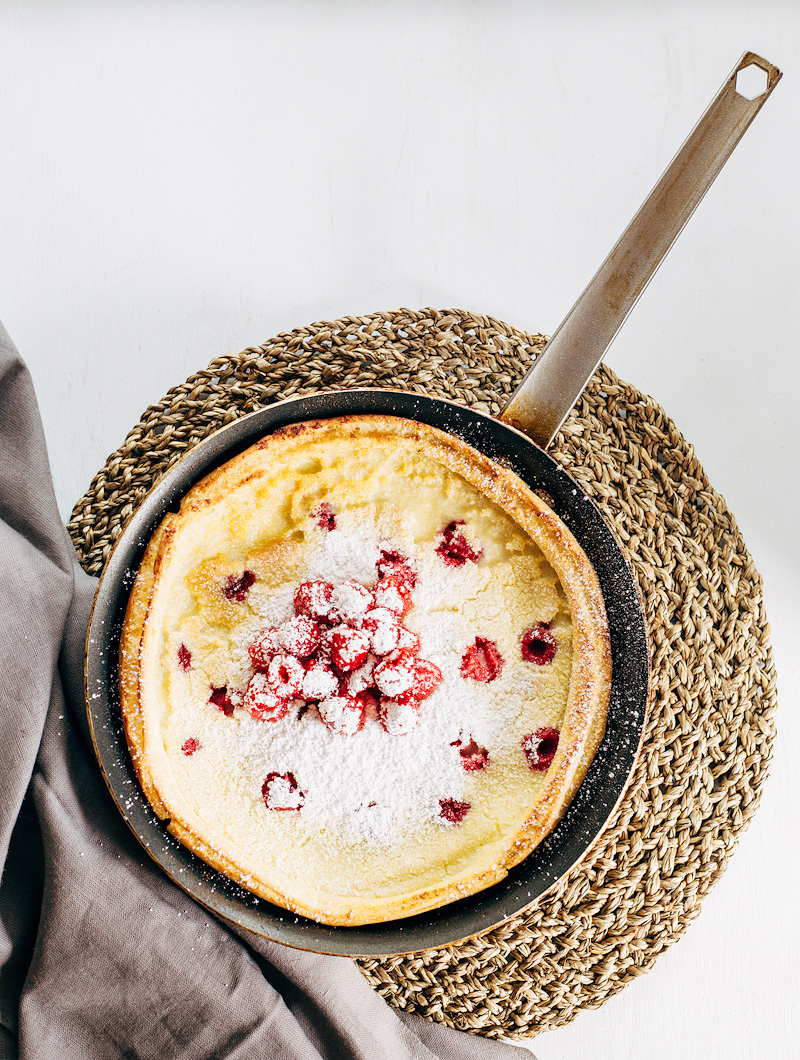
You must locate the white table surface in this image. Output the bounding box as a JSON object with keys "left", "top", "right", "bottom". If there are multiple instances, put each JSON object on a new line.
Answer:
{"left": 2, "top": 2, "right": 798, "bottom": 1057}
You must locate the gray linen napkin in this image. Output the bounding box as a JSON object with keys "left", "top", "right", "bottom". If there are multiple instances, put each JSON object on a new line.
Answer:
{"left": 0, "top": 321, "right": 527, "bottom": 1060}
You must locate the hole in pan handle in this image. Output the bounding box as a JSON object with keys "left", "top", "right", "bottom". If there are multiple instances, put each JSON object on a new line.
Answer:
{"left": 501, "top": 51, "right": 782, "bottom": 450}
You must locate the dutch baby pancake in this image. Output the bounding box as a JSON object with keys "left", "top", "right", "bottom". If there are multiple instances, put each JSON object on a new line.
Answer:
{"left": 119, "top": 415, "right": 611, "bottom": 926}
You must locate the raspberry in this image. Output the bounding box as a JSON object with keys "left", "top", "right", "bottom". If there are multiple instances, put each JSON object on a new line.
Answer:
{"left": 182, "top": 737, "right": 200, "bottom": 756}
{"left": 278, "top": 615, "right": 320, "bottom": 657}
{"left": 353, "top": 688, "right": 378, "bottom": 716}
{"left": 316, "top": 626, "right": 336, "bottom": 661}
{"left": 361, "top": 606, "right": 397, "bottom": 628}
{"left": 434, "top": 521, "right": 483, "bottom": 567}
{"left": 372, "top": 575, "right": 412, "bottom": 616}
{"left": 408, "top": 658, "right": 442, "bottom": 700}
{"left": 222, "top": 569, "right": 256, "bottom": 602}
{"left": 521, "top": 624, "right": 558, "bottom": 665}
{"left": 460, "top": 637, "right": 504, "bottom": 682}
{"left": 370, "top": 622, "right": 400, "bottom": 657}
{"left": 248, "top": 627, "right": 282, "bottom": 670}
{"left": 243, "top": 673, "right": 290, "bottom": 722}
{"left": 209, "top": 685, "right": 236, "bottom": 717}
{"left": 177, "top": 644, "right": 192, "bottom": 672}
{"left": 293, "top": 580, "right": 334, "bottom": 620}
{"left": 438, "top": 798, "right": 471, "bottom": 824}
{"left": 393, "top": 626, "right": 421, "bottom": 657}
{"left": 377, "top": 696, "right": 420, "bottom": 736}
{"left": 262, "top": 772, "right": 305, "bottom": 811}
{"left": 312, "top": 502, "right": 336, "bottom": 531}
{"left": 362, "top": 608, "right": 401, "bottom": 656}
{"left": 267, "top": 654, "right": 305, "bottom": 697}
{"left": 330, "top": 626, "right": 370, "bottom": 672}
{"left": 390, "top": 685, "right": 420, "bottom": 707}
{"left": 328, "top": 580, "right": 373, "bottom": 624}
{"left": 373, "top": 657, "right": 415, "bottom": 698}
{"left": 318, "top": 693, "right": 366, "bottom": 736}
{"left": 301, "top": 659, "right": 338, "bottom": 701}
{"left": 521, "top": 727, "right": 560, "bottom": 771}
{"left": 346, "top": 654, "right": 377, "bottom": 696}
{"left": 451, "top": 734, "right": 489, "bottom": 771}
{"left": 377, "top": 547, "right": 417, "bottom": 589}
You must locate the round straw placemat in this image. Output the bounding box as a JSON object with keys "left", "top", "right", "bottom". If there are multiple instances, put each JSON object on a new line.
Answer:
{"left": 68, "top": 307, "right": 777, "bottom": 1040}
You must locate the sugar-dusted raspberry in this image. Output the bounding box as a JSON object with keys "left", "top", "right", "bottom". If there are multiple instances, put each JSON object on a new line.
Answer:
{"left": 377, "top": 696, "right": 420, "bottom": 736}
{"left": 346, "top": 654, "right": 377, "bottom": 696}
{"left": 182, "top": 737, "right": 200, "bottom": 756}
{"left": 438, "top": 798, "right": 471, "bottom": 824}
{"left": 330, "top": 626, "right": 370, "bottom": 673}
{"left": 451, "top": 733, "right": 489, "bottom": 771}
{"left": 316, "top": 626, "right": 336, "bottom": 661}
{"left": 302, "top": 659, "right": 338, "bottom": 701}
{"left": 373, "top": 657, "right": 415, "bottom": 698}
{"left": 312, "top": 502, "right": 336, "bottom": 531}
{"left": 369, "top": 621, "right": 400, "bottom": 657}
{"left": 393, "top": 626, "right": 421, "bottom": 657}
{"left": 328, "top": 580, "right": 373, "bottom": 624}
{"left": 434, "top": 520, "right": 483, "bottom": 567}
{"left": 177, "top": 644, "right": 192, "bottom": 672}
{"left": 362, "top": 607, "right": 401, "bottom": 656}
{"left": 353, "top": 688, "right": 379, "bottom": 716}
{"left": 262, "top": 772, "right": 305, "bottom": 811}
{"left": 318, "top": 693, "right": 366, "bottom": 736}
{"left": 293, "top": 580, "right": 334, "bottom": 620}
{"left": 278, "top": 615, "right": 320, "bottom": 658}
{"left": 372, "top": 575, "right": 412, "bottom": 616}
{"left": 460, "top": 637, "right": 504, "bottom": 682}
{"left": 249, "top": 627, "right": 282, "bottom": 670}
{"left": 521, "top": 624, "right": 558, "bottom": 665}
{"left": 521, "top": 727, "right": 560, "bottom": 771}
{"left": 222, "top": 569, "right": 256, "bottom": 602}
{"left": 409, "top": 658, "right": 442, "bottom": 700}
{"left": 209, "top": 685, "right": 235, "bottom": 717}
{"left": 361, "top": 606, "right": 396, "bottom": 628}
{"left": 377, "top": 547, "right": 417, "bottom": 589}
{"left": 244, "top": 673, "right": 290, "bottom": 722}
{"left": 267, "top": 654, "right": 305, "bottom": 698}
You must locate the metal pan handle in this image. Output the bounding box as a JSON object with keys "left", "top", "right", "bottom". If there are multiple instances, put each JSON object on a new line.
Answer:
{"left": 501, "top": 51, "right": 782, "bottom": 449}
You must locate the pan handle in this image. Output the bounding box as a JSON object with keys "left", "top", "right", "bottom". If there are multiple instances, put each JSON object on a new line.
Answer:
{"left": 500, "top": 51, "right": 782, "bottom": 450}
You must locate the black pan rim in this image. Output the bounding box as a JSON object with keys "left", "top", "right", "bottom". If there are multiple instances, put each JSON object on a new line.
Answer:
{"left": 84, "top": 388, "right": 651, "bottom": 957}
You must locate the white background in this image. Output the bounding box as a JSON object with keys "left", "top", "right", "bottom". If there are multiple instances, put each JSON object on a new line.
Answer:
{"left": 1, "top": 2, "right": 798, "bottom": 1058}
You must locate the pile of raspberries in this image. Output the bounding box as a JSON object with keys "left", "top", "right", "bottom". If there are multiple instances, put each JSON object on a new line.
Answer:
{"left": 240, "top": 551, "right": 442, "bottom": 737}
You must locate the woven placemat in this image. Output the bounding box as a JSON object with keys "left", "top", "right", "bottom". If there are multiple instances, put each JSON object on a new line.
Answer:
{"left": 68, "top": 307, "right": 778, "bottom": 1041}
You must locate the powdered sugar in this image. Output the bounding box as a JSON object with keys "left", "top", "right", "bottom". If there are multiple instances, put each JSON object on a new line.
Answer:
{"left": 367, "top": 618, "right": 399, "bottom": 656}
{"left": 305, "top": 528, "right": 381, "bottom": 587}
{"left": 373, "top": 658, "right": 414, "bottom": 697}
{"left": 346, "top": 655, "right": 377, "bottom": 695}
{"left": 262, "top": 772, "right": 305, "bottom": 811}
{"left": 179, "top": 517, "right": 571, "bottom": 849}
{"left": 204, "top": 604, "right": 529, "bottom": 847}
{"left": 378, "top": 697, "right": 420, "bottom": 736}
{"left": 302, "top": 661, "right": 338, "bottom": 700}
{"left": 328, "top": 580, "right": 372, "bottom": 623}
{"left": 318, "top": 694, "right": 365, "bottom": 737}
{"left": 250, "top": 583, "right": 296, "bottom": 626}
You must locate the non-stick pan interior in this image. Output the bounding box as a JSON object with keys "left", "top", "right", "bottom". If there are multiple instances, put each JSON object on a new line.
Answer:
{"left": 85, "top": 389, "right": 649, "bottom": 956}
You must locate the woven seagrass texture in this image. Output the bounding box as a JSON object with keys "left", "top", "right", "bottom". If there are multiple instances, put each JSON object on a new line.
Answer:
{"left": 68, "top": 307, "right": 777, "bottom": 1041}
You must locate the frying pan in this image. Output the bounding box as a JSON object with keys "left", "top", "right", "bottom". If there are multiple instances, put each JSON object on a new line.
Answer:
{"left": 85, "top": 53, "right": 780, "bottom": 957}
